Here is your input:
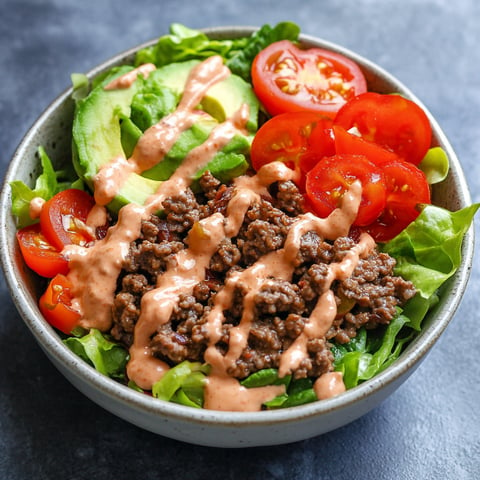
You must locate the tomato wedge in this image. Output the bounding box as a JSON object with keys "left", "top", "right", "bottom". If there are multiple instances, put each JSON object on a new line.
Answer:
{"left": 334, "top": 92, "right": 432, "bottom": 165}
{"left": 365, "top": 158, "right": 431, "bottom": 242}
{"left": 252, "top": 40, "right": 367, "bottom": 118}
{"left": 305, "top": 154, "right": 387, "bottom": 226}
{"left": 39, "top": 274, "right": 81, "bottom": 334}
{"left": 40, "top": 189, "right": 96, "bottom": 251}
{"left": 16, "top": 224, "right": 69, "bottom": 278}
{"left": 250, "top": 111, "right": 335, "bottom": 187}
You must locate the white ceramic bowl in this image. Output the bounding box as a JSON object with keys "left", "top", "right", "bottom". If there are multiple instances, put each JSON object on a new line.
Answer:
{"left": 0, "top": 27, "right": 474, "bottom": 448}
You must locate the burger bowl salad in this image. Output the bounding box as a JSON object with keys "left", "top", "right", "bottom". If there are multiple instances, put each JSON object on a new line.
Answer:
{"left": 4, "top": 23, "right": 478, "bottom": 418}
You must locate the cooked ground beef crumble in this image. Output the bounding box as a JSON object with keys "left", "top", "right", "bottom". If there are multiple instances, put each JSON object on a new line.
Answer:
{"left": 111, "top": 171, "right": 416, "bottom": 381}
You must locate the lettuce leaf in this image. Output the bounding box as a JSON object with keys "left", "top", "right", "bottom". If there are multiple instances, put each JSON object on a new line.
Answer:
{"left": 332, "top": 203, "right": 478, "bottom": 388}
{"left": 152, "top": 360, "right": 210, "bottom": 407}
{"left": 333, "top": 315, "right": 411, "bottom": 388}
{"left": 240, "top": 370, "right": 316, "bottom": 409}
{"left": 382, "top": 203, "right": 479, "bottom": 299}
{"left": 134, "top": 22, "right": 300, "bottom": 82}
{"left": 419, "top": 147, "right": 450, "bottom": 184}
{"left": 224, "top": 22, "right": 300, "bottom": 82}
{"left": 240, "top": 367, "right": 291, "bottom": 388}
{"left": 10, "top": 146, "right": 83, "bottom": 228}
{"left": 63, "top": 329, "right": 129, "bottom": 379}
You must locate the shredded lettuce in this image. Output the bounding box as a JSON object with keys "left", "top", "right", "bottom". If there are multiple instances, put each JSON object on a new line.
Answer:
{"left": 134, "top": 22, "right": 300, "bottom": 82}
{"left": 63, "top": 329, "right": 129, "bottom": 379}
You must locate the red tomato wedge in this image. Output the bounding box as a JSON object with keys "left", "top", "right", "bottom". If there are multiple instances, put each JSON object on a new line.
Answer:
{"left": 365, "top": 158, "right": 431, "bottom": 242}
{"left": 250, "top": 111, "right": 335, "bottom": 187}
{"left": 334, "top": 92, "right": 432, "bottom": 165}
{"left": 16, "top": 224, "right": 69, "bottom": 278}
{"left": 39, "top": 274, "right": 81, "bottom": 334}
{"left": 305, "top": 154, "right": 387, "bottom": 226}
{"left": 40, "top": 189, "right": 96, "bottom": 251}
{"left": 252, "top": 40, "right": 367, "bottom": 118}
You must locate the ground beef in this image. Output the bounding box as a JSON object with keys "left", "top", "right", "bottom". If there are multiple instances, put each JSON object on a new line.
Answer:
{"left": 111, "top": 170, "right": 416, "bottom": 380}
{"left": 270, "top": 180, "right": 305, "bottom": 216}
{"left": 210, "top": 238, "right": 241, "bottom": 273}
{"left": 111, "top": 273, "right": 152, "bottom": 346}
{"left": 198, "top": 170, "right": 222, "bottom": 200}
{"left": 162, "top": 189, "right": 201, "bottom": 233}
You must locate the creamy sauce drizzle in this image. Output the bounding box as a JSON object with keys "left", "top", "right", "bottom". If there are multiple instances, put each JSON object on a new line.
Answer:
{"left": 29, "top": 197, "right": 46, "bottom": 219}
{"left": 103, "top": 63, "right": 156, "bottom": 91}
{"left": 314, "top": 371, "right": 346, "bottom": 400}
{"left": 63, "top": 57, "right": 377, "bottom": 411}
{"left": 64, "top": 202, "right": 145, "bottom": 330}
{"left": 93, "top": 56, "right": 231, "bottom": 206}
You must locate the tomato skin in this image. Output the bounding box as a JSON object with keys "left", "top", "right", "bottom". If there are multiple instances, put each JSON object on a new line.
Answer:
{"left": 252, "top": 40, "right": 367, "bottom": 118}
{"left": 251, "top": 111, "right": 335, "bottom": 187}
{"left": 40, "top": 189, "right": 96, "bottom": 251}
{"left": 39, "top": 274, "right": 81, "bottom": 334}
{"left": 305, "top": 154, "right": 387, "bottom": 226}
{"left": 333, "top": 125, "right": 399, "bottom": 165}
{"left": 365, "top": 158, "right": 431, "bottom": 242}
{"left": 334, "top": 92, "right": 432, "bottom": 165}
{"left": 16, "top": 224, "right": 69, "bottom": 278}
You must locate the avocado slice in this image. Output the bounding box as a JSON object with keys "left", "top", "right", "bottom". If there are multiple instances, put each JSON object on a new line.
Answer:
{"left": 72, "top": 60, "right": 258, "bottom": 213}
{"left": 150, "top": 60, "right": 260, "bottom": 132}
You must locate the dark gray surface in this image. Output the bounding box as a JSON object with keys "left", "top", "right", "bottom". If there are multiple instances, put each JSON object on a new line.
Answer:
{"left": 1, "top": 0, "right": 479, "bottom": 478}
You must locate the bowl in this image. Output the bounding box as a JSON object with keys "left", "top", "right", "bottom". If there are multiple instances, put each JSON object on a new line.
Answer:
{"left": 0, "top": 26, "right": 474, "bottom": 448}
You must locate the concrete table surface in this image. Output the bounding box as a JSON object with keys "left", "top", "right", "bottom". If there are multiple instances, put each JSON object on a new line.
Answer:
{"left": 1, "top": 0, "right": 479, "bottom": 478}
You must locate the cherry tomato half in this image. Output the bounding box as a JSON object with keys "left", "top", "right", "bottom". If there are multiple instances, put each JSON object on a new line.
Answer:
{"left": 334, "top": 92, "right": 432, "bottom": 165}
{"left": 333, "top": 125, "right": 399, "bottom": 165}
{"left": 365, "top": 158, "right": 431, "bottom": 242}
{"left": 305, "top": 154, "right": 387, "bottom": 226}
{"left": 250, "top": 111, "right": 335, "bottom": 187}
{"left": 40, "top": 189, "right": 96, "bottom": 251}
{"left": 252, "top": 40, "right": 367, "bottom": 118}
{"left": 16, "top": 224, "right": 69, "bottom": 278}
{"left": 39, "top": 274, "right": 81, "bottom": 334}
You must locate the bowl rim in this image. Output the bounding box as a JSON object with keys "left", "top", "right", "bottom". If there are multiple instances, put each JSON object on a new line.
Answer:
{"left": 0, "top": 25, "right": 475, "bottom": 429}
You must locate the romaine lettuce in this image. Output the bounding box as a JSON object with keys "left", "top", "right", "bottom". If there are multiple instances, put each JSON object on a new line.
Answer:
{"left": 63, "top": 329, "right": 129, "bottom": 379}
{"left": 152, "top": 361, "right": 210, "bottom": 407}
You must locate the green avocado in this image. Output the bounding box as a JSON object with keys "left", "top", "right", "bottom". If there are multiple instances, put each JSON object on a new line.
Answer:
{"left": 72, "top": 60, "right": 259, "bottom": 212}
{"left": 152, "top": 59, "right": 259, "bottom": 132}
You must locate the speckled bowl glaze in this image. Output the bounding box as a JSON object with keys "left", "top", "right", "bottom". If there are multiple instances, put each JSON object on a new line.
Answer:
{"left": 0, "top": 27, "right": 474, "bottom": 448}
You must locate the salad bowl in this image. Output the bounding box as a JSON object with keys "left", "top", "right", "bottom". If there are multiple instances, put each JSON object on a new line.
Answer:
{"left": 0, "top": 26, "right": 475, "bottom": 448}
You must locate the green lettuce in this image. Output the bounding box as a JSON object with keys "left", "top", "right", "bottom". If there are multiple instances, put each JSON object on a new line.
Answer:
{"left": 134, "top": 22, "right": 300, "bottom": 82}
{"left": 152, "top": 361, "right": 210, "bottom": 408}
{"left": 382, "top": 203, "right": 479, "bottom": 299}
{"left": 332, "top": 203, "right": 478, "bottom": 388}
{"left": 63, "top": 329, "right": 129, "bottom": 379}
{"left": 239, "top": 369, "right": 317, "bottom": 409}
{"left": 332, "top": 316, "right": 414, "bottom": 388}
{"left": 9, "top": 146, "right": 83, "bottom": 228}
{"left": 419, "top": 147, "right": 450, "bottom": 184}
